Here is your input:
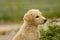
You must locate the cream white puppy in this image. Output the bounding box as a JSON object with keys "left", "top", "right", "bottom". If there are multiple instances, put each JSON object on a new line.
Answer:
{"left": 12, "top": 9, "right": 47, "bottom": 40}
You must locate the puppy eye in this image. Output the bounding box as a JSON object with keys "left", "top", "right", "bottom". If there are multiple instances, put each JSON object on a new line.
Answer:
{"left": 36, "top": 16, "right": 39, "bottom": 18}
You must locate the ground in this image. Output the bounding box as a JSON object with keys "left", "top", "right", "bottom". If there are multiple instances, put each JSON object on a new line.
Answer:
{"left": 0, "top": 24, "right": 21, "bottom": 40}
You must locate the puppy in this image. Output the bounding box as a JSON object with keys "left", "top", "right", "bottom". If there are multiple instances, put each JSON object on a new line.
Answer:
{"left": 12, "top": 9, "right": 47, "bottom": 40}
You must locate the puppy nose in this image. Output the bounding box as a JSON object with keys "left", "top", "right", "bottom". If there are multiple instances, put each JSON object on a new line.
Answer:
{"left": 44, "top": 19, "right": 47, "bottom": 22}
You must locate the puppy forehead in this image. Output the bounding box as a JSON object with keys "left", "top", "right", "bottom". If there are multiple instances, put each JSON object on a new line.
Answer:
{"left": 31, "top": 10, "right": 42, "bottom": 16}
{"left": 25, "top": 9, "right": 42, "bottom": 16}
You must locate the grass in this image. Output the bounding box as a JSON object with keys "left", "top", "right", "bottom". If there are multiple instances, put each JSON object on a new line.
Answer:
{"left": 0, "top": 9, "right": 60, "bottom": 22}
{"left": 0, "top": 0, "right": 60, "bottom": 21}
{"left": 40, "top": 25, "right": 60, "bottom": 40}
{"left": 42, "top": 8, "right": 60, "bottom": 19}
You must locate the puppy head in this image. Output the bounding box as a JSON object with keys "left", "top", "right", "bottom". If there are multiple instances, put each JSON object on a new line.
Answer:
{"left": 23, "top": 9, "right": 47, "bottom": 24}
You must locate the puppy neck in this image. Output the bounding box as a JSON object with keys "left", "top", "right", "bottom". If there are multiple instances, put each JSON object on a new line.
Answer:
{"left": 23, "top": 20, "right": 38, "bottom": 27}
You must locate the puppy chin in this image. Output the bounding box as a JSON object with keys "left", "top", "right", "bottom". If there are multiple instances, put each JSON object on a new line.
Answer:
{"left": 39, "top": 22, "right": 46, "bottom": 24}
{"left": 38, "top": 23, "right": 44, "bottom": 25}
{"left": 42, "top": 21, "right": 47, "bottom": 24}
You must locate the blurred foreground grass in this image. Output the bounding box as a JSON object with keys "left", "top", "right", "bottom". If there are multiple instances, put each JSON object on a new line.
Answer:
{"left": 40, "top": 25, "right": 60, "bottom": 40}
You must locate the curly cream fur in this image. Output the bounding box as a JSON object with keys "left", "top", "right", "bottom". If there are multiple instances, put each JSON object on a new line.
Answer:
{"left": 12, "top": 9, "right": 46, "bottom": 40}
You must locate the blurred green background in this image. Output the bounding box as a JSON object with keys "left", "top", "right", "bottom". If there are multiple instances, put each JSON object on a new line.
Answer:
{"left": 0, "top": 0, "right": 60, "bottom": 40}
{"left": 0, "top": 0, "right": 60, "bottom": 22}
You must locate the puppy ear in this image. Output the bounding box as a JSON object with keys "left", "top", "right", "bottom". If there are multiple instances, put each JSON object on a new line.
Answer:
{"left": 23, "top": 13, "right": 32, "bottom": 22}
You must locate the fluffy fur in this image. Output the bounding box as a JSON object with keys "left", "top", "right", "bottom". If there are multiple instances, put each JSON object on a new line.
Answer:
{"left": 12, "top": 9, "right": 47, "bottom": 40}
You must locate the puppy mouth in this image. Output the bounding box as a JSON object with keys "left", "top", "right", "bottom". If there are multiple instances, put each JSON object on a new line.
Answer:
{"left": 39, "top": 22, "right": 46, "bottom": 24}
{"left": 41, "top": 20, "right": 47, "bottom": 24}
{"left": 43, "top": 22, "right": 46, "bottom": 24}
